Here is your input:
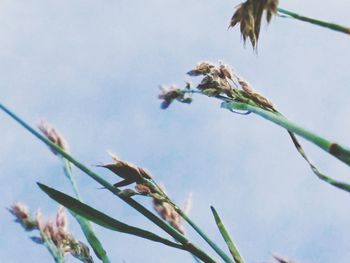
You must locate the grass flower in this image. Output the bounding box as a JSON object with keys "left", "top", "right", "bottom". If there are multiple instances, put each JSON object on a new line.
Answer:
{"left": 9, "top": 203, "right": 93, "bottom": 263}
{"left": 38, "top": 121, "right": 69, "bottom": 155}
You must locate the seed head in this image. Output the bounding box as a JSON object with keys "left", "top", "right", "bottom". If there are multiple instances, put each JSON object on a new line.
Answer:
{"left": 158, "top": 85, "right": 192, "bottom": 109}
{"left": 101, "top": 152, "right": 152, "bottom": 185}
{"left": 153, "top": 199, "right": 185, "bottom": 234}
{"left": 229, "top": 0, "right": 279, "bottom": 49}
{"left": 135, "top": 183, "right": 152, "bottom": 194}
{"left": 187, "top": 62, "right": 215, "bottom": 76}
{"left": 9, "top": 202, "right": 37, "bottom": 231}
{"left": 38, "top": 121, "right": 69, "bottom": 155}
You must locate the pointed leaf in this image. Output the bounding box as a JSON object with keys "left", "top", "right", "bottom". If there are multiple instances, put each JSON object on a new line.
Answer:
{"left": 38, "top": 183, "right": 184, "bottom": 250}
{"left": 210, "top": 206, "right": 244, "bottom": 263}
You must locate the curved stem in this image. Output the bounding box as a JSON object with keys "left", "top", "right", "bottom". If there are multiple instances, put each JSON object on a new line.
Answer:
{"left": 221, "top": 101, "right": 350, "bottom": 166}
{"left": 148, "top": 178, "right": 233, "bottom": 263}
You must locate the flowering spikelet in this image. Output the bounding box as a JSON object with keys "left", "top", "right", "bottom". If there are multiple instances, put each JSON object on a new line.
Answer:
{"left": 186, "top": 62, "right": 236, "bottom": 98}
{"left": 162, "top": 61, "right": 276, "bottom": 111}
{"left": 236, "top": 77, "right": 275, "bottom": 110}
{"left": 9, "top": 203, "right": 93, "bottom": 263}
{"left": 9, "top": 202, "right": 37, "bottom": 231}
{"left": 229, "top": 0, "right": 279, "bottom": 48}
{"left": 100, "top": 152, "right": 153, "bottom": 188}
{"left": 38, "top": 121, "right": 69, "bottom": 155}
{"left": 101, "top": 154, "right": 192, "bottom": 234}
{"left": 158, "top": 85, "right": 192, "bottom": 109}
{"left": 153, "top": 198, "right": 185, "bottom": 234}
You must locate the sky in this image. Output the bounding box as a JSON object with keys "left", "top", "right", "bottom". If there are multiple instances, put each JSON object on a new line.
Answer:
{"left": 1, "top": 0, "right": 350, "bottom": 262}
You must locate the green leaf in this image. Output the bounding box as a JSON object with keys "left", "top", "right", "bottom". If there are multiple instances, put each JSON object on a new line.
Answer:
{"left": 210, "top": 206, "right": 244, "bottom": 263}
{"left": 37, "top": 183, "right": 185, "bottom": 250}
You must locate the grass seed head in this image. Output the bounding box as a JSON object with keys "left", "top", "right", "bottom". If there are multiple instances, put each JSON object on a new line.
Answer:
{"left": 158, "top": 85, "right": 192, "bottom": 109}
{"left": 9, "top": 202, "right": 37, "bottom": 231}
{"left": 10, "top": 203, "right": 93, "bottom": 262}
{"left": 38, "top": 121, "right": 69, "bottom": 155}
{"left": 101, "top": 153, "right": 153, "bottom": 185}
{"left": 153, "top": 198, "right": 185, "bottom": 234}
{"left": 229, "top": 0, "right": 279, "bottom": 49}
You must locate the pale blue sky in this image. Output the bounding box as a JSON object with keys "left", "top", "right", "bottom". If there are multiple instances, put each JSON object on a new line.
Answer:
{"left": 1, "top": 0, "right": 350, "bottom": 262}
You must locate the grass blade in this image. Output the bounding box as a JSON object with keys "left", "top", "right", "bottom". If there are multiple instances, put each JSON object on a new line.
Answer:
{"left": 210, "top": 206, "right": 244, "bottom": 263}
{"left": 177, "top": 209, "right": 234, "bottom": 263}
{"left": 38, "top": 182, "right": 185, "bottom": 250}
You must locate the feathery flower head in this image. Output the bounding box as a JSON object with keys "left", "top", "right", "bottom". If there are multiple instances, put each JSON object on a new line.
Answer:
{"left": 38, "top": 121, "right": 69, "bottom": 155}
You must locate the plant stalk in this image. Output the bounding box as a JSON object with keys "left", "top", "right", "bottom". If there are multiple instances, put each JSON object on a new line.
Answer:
{"left": 221, "top": 101, "right": 350, "bottom": 167}
{"left": 0, "top": 103, "right": 217, "bottom": 263}
{"left": 62, "top": 159, "right": 111, "bottom": 263}
{"left": 278, "top": 8, "right": 350, "bottom": 35}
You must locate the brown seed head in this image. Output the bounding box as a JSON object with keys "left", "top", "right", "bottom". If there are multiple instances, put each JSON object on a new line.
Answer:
{"left": 187, "top": 61, "right": 215, "bottom": 76}
{"left": 229, "top": 0, "right": 279, "bottom": 49}
{"left": 219, "top": 63, "right": 235, "bottom": 80}
{"left": 238, "top": 78, "right": 254, "bottom": 93}
{"left": 102, "top": 152, "right": 153, "bottom": 183}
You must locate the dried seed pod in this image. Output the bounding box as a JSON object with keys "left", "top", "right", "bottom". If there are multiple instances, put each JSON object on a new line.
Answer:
{"left": 229, "top": 0, "right": 279, "bottom": 48}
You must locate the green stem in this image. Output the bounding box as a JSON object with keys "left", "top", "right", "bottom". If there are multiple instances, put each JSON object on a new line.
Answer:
{"left": 0, "top": 103, "right": 216, "bottom": 263}
{"left": 148, "top": 178, "right": 233, "bottom": 263}
{"left": 221, "top": 101, "right": 350, "bottom": 166}
{"left": 62, "top": 159, "right": 111, "bottom": 263}
{"left": 42, "top": 234, "right": 66, "bottom": 263}
{"left": 178, "top": 209, "right": 234, "bottom": 263}
{"left": 63, "top": 160, "right": 81, "bottom": 199}
{"left": 278, "top": 8, "right": 350, "bottom": 35}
